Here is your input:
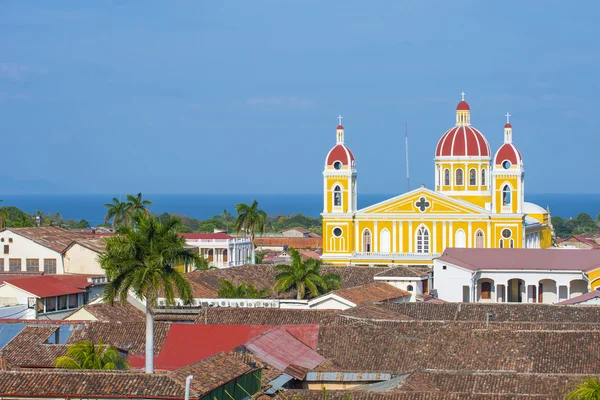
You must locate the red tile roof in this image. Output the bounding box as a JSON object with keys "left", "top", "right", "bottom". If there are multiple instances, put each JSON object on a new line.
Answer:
{"left": 254, "top": 237, "right": 322, "bottom": 249}
{"left": 437, "top": 248, "right": 600, "bottom": 272}
{"left": 557, "top": 289, "right": 600, "bottom": 305}
{"left": 3, "top": 275, "right": 88, "bottom": 297}
{"left": 560, "top": 234, "right": 600, "bottom": 249}
{"left": 329, "top": 282, "right": 410, "bottom": 306}
{"left": 181, "top": 232, "right": 233, "bottom": 240}
{"left": 7, "top": 227, "right": 89, "bottom": 253}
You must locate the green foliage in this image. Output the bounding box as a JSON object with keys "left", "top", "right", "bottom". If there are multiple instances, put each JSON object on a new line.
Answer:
{"left": 274, "top": 249, "right": 341, "bottom": 299}
{"left": 565, "top": 377, "right": 600, "bottom": 400}
{"left": 270, "top": 213, "right": 322, "bottom": 235}
{"left": 553, "top": 213, "right": 599, "bottom": 238}
{"left": 126, "top": 192, "right": 153, "bottom": 216}
{"left": 104, "top": 198, "right": 131, "bottom": 227}
{"left": 218, "top": 280, "right": 269, "bottom": 299}
{"left": 235, "top": 200, "right": 268, "bottom": 237}
{"left": 194, "top": 255, "right": 213, "bottom": 271}
{"left": 2, "top": 206, "right": 35, "bottom": 228}
{"left": 99, "top": 213, "right": 199, "bottom": 307}
{"left": 55, "top": 340, "right": 130, "bottom": 370}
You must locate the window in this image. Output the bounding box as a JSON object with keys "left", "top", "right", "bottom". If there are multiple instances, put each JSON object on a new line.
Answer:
{"left": 444, "top": 169, "right": 450, "bottom": 186}
{"left": 58, "top": 295, "right": 68, "bottom": 310}
{"left": 469, "top": 169, "right": 476, "bottom": 186}
{"left": 502, "top": 160, "right": 511, "bottom": 169}
{"left": 502, "top": 185, "right": 511, "bottom": 205}
{"left": 222, "top": 249, "right": 228, "bottom": 262}
{"left": 0, "top": 259, "right": 3, "bottom": 272}
{"left": 481, "top": 282, "right": 492, "bottom": 300}
{"left": 26, "top": 259, "right": 39, "bottom": 273}
{"left": 481, "top": 169, "right": 486, "bottom": 186}
{"left": 333, "top": 185, "right": 342, "bottom": 207}
{"left": 362, "top": 230, "right": 371, "bottom": 252}
{"left": 3, "top": 245, "right": 8, "bottom": 254}
{"left": 502, "top": 229, "right": 512, "bottom": 239}
{"left": 416, "top": 226, "right": 430, "bottom": 253}
{"left": 442, "top": 265, "right": 447, "bottom": 270}
{"left": 407, "top": 285, "right": 414, "bottom": 292}
{"left": 45, "top": 297, "right": 56, "bottom": 312}
{"left": 499, "top": 240, "right": 504, "bottom": 248}
{"left": 44, "top": 259, "right": 57, "bottom": 275}
{"left": 455, "top": 229, "right": 466, "bottom": 248}
{"left": 333, "top": 227, "right": 342, "bottom": 237}
{"left": 69, "top": 294, "right": 78, "bottom": 309}
{"left": 9, "top": 258, "right": 21, "bottom": 272}
{"left": 475, "top": 230, "right": 484, "bottom": 248}
{"left": 455, "top": 169, "right": 464, "bottom": 186}
{"left": 380, "top": 229, "right": 390, "bottom": 253}
{"left": 333, "top": 161, "right": 342, "bottom": 170}
{"left": 510, "top": 239, "right": 514, "bottom": 248}
{"left": 462, "top": 286, "right": 470, "bottom": 302}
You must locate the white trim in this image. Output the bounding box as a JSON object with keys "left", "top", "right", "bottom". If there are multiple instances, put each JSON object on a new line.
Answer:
{"left": 415, "top": 224, "right": 430, "bottom": 254}
{"left": 307, "top": 293, "right": 357, "bottom": 309}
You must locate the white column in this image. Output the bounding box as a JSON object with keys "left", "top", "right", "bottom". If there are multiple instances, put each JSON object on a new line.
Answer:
{"left": 392, "top": 221, "right": 397, "bottom": 253}
{"left": 355, "top": 222, "right": 359, "bottom": 252}
{"left": 449, "top": 222, "right": 453, "bottom": 247}
{"left": 373, "top": 221, "right": 378, "bottom": 252}
{"left": 433, "top": 221, "right": 437, "bottom": 253}
{"left": 468, "top": 221, "right": 472, "bottom": 248}
{"left": 399, "top": 221, "right": 403, "bottom": 252}
{"left": 442, "top": 221, "right": 447, "bottom": 251}
{"left": 487, "top": 220, "right": 491, "bottom": 248}
{"left": 323, "top": 176, "right": 328, "bottom": 213}
{"left": 408, "top": 221, "right": 413, "bottom": 253}
{"left": 494, "top": 283, "right": 498, "bottom": 303}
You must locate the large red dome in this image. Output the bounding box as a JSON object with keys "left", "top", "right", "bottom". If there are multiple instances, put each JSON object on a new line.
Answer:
{"left": 326, "top": 144, "right": 354, "bottom": 166}
{"left": 494, "top": 143, "right": 522, "bottom": 166}
{"left": 435, "top": 125, "right": 491, "bottom": 157}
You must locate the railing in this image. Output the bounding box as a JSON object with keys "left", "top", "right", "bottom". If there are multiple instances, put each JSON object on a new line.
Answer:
{"left": 185, "top": 238, "right": 251, "bottom": 244}
{"left": 351, "top": 252, "right": 441, "bottom": 259}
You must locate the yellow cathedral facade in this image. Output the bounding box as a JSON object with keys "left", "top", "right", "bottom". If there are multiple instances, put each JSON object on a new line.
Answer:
{"left": 321, "top": 94, "right": 553, "bottom": 266}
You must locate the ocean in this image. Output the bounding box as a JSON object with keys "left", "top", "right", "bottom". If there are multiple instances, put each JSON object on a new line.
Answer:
{"left": 0, "top": 193, "right": 597, "bottom": 227}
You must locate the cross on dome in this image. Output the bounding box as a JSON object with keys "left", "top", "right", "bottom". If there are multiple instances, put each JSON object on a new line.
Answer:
{"left": 461, "top": 91, "right": 465, "bottom": 101}
{"left": 505, "top": 112, "right": 511, "bottom": 124}
{"left": 337, "top": 114, "right": 343, "bottom": 126}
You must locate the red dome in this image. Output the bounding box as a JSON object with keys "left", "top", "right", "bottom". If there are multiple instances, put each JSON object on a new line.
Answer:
{"left": 504, "top": 123, "right": 512, "bottom": 128}
{"left": 494, "top": 143, "right": 522, "bottom": 166}
{"left": 456, "top": 100, "right": 470, "bottom": 111}
{"left": 337, "top": 125, "right": 344, "bottom": 130}
{"left": 435, "top": 125, "right": 491, "bottom": 157}
{"left": 326, "top": 144, "right": 354, "bottom": 166}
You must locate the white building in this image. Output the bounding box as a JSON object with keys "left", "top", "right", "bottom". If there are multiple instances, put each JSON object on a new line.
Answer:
{"left": 0, "top": 227, "right": 106, "bottom": 276}
{"left": 182, "top": 233, "right": 252, "bottom": 269}
{"left": 433, "top": 248, "right": 596, "bottom": 303}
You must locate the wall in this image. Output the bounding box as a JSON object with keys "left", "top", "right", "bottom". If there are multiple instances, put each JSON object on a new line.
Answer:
{"left": 63, "top": 244, "right": 104, "bottom": 275}
{"left": 0, "top": 230, "right": 63, "bottom": 274}
{"left": 0, "top": 283, "right": 31, "bottom": 306}
{"left": 432, "top": 260, "right": 473, "bottom": 302}
{"left": 64, "top": 307, "right": 98, "bottom": 321}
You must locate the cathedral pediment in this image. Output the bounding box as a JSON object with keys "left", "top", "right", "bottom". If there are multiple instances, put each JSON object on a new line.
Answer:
{"left": 357, "top": 187, "right": 488, "bottom": 216}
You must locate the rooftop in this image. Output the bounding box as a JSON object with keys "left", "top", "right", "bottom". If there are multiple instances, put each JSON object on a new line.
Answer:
{"left": 6, "top": 227, "right": 90, "bottom": 253}
{"left": 328, "top": 282, "right": 410, "bottom": 306}
{"left": 2, "top": 275, "right": 92, "bottom": 298}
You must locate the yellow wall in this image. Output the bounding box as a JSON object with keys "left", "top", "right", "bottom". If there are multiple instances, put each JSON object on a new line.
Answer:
{"left": 588, "top": 269, "right": 600, "bottom": 290}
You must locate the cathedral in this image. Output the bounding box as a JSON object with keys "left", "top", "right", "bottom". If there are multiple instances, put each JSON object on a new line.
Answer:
{"left": 321, "top": 94, "right": 553, "bottom": 266}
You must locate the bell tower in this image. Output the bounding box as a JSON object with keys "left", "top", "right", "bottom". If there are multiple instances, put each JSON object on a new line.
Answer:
{"left": 492, "top": 113, "right": 524, "bottom": 214}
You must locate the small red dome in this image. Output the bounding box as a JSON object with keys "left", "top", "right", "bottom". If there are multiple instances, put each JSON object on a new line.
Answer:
{"left": 435, "top": 125, "right": 490, "bottom": 157}
{"left": 504, "top": 123, "right": 512, "bottom": 129}
{"left": 337, "top": 125, "right": 344, "bottom": 130}
{"left": 326, "top": 144, "right": 354, "bottom": 166}
{"left": 456, "top": 100, "right": 470, "bottom": 111}
{"left": 494, "top": 143, "right": 522, "bottom": 166}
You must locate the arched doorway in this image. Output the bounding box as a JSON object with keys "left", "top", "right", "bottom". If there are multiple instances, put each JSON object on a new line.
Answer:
{"left": 222, "top": 249, "right": 228, "bottom": 262}
{"left": 570, "top": 280, "right": 588, "bottom": 298}
{"left": 538, "top": 279, "right": 557, "bottom": 304}
{"left": 478, "top": 279, "right": 494, "bottom": 301}
{"left": 208, "top": 249, "right": 214, "bottom": 262}
{"left": 455, "top": 229, "right": 466, "bottom": 248}
{"left": 507, "top": 278, "right": 525, "bottom": 303}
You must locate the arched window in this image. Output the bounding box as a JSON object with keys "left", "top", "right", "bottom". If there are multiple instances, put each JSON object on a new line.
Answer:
{"left": 481, "top": 282, "right": 492, "bottom": 300}
{"left": 416, "top": 226, "right": 430, "bottom": 253}
{"left": 333, "top": 185, "right": 342, "bottom": 207}
{"left": 499, "top": 240, "right": 504, "bottom": 248}
{"left": 362, "top": 230, "right": 371, "bottom": 253}
{"left": 502, "top": 185, "right": 511, "bottom": 205}
{"left": 380, "top": 229, "right": 390, "bottom": 253}
{"left": 455, "top": 169, "right": 464, "bottom": 186}
{"left": 469, "top": 169, "right": 476, "bottom": 186}
{"left": 481, "top": 168, "right": 486, "bottom": 186}
{"left": 510, "top": 239, "right": 514, "bottom": 248}
{"left": 455, "top": 229, "right": 466, "bottom": 248}
{"left": 444, "top": 169, "right": 450, "bottom": 186}
{"left": 223, "top": 249, "right": 228, "bottom": 262}
{"left": 475, "top": 230, "right": 484, "bottom": 248}
{"left": 407, "top": 285, "right": 414, "bottom": 292}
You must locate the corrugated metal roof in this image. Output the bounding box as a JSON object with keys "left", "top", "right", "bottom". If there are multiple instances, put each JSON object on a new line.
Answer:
{"left": 0, "top": 323, "right": 26, "bottom": 349}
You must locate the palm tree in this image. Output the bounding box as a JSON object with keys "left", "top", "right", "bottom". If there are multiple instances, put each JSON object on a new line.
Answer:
{"left": 104, "top": 197, "right": 131, "bottom": 227}
{"left": 0, "top": 201, "right": 8, "bottom": 229}
{"left": 566, "top": 378, "right": 600, "bottom": 400}
{"left": 235, "top": 200, "right": 267, "bottom": 264}
{"left": 55, "top": 340, "right": 130, "bottom": 370}
{"left": 127, "top": 192, "right": 153, "bottom": 216}
{"left": 99, "top": 213, "right": 201, "bottom": 374}
{"left": 274, "top": 249, "right": 341, "bottom": 299}
{"left": 218, "top": 280, "right": 269, "bottom": 299}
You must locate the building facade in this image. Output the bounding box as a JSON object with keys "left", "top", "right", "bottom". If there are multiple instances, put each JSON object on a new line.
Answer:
{"left": 182, "top": 233, "right": 252, "bottom": 269}
{"left": 321, "top": 95, "right": 553, "bottom": 266}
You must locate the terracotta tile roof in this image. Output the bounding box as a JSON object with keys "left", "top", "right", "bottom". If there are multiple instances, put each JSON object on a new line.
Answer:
{"left": 186, "top": 264, "right": 385, "bottom": 299}
{"left": 284, "top": 389, "right": 565, "bottom": 399}
{"left": 436, "top": 248, "right": 600, "bottom": 272}
{"left": 7, "top": 227, "right": 89, "bottom": 253}
{"left": 557, "top": 289, "right": 600, "bottom": 305}
{"left": 74, "top": 302, "right": 145, "bottom": 322}
{"left": 3, "top": 275, "right": 87, "bottom": 297}
{"left": 0, "top": 325, "right": 67, "bottom": 368}
{"left": 69, "top": 237, "right": 107, "bottom": 253}
{"left": 329, "top": 282, "right": 410, "bottom": 305}
{"left": 337, "top": 304, "right": 413, "bottom": 322}
{"left": 195, "top": 308, "right": 339, "bottom": 325}
{"left": 281, "top": 227, "right": 312, "bottom": 234}
{"left": 559, "top": 234, "right": 600, "bottom": 249}
{"left": 375, "top": 266, "right": 431, "bottom": 278}
{"left": 254, "top": 236, "right": 322, "bottom": 249}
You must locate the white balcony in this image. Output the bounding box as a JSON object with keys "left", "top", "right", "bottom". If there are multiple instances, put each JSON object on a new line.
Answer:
{"left": 351, "top": 252, "right": 441, "bottom": 260}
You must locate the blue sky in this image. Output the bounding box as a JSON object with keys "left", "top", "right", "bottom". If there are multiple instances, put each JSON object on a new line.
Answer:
{"left": 0, "top": 1, "right": 598, "bottom": 194}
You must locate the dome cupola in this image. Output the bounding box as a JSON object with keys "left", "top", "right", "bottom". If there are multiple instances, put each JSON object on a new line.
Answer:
{"left": 494, "top": 113, "right": 523, "bottom": 168}
{"left": 325, "top": 115, "right": 355, "bottom": 170}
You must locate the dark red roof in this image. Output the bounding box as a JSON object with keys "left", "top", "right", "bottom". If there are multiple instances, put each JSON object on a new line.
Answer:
{"left": 494, "top": 142, "right": 522, "bottom": 165}
{"left": 181, "top": 232, "right": 233, "bottom": 240}
{"left": 456, "top": 100, "right": 470, "bottom": 111}
{"left": 326, "top": 144, "right": 354, "bottom": 166}
{"left": 435, "top": 125, "right": 490, "bottom": 157}
{"left": 3, "top": 275, "right": 89, "bottom": 297}
{"left": 336, "top": 125, "right": 344, "bottom": 130}
{"left": 505, "top": 123, "right": 512, "bottom": 128}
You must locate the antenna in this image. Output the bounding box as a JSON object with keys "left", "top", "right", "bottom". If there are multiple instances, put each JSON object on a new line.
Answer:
{"left": 405, "top": 121, "right": 410, "bottom": 191}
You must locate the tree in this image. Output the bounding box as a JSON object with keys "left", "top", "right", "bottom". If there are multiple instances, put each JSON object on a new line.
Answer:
{"left": 0, "top": 201, "right": 8, "bottom": 229}
{"left": 99, "top": 213, "right": 201, "bottom": 373}
{"left": 104, "top": 198, "right": 131, "bottom": 227}
{"left": 566, "top": 377, "right": 600, "bottom": 400}
{"left": 235, "top": 200, "right": 267, "bottom": 264}
{"left": 127, "top": 192, "right": 153, "bottom": 216}
{"left": 274, "top": 249, "right": 341, "bottom": 299}
{"left": 55, "top": 340, "right": 130, "bottom": 370}
{"left": 218, "top": 280, "right": 269, "bottom": 298}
